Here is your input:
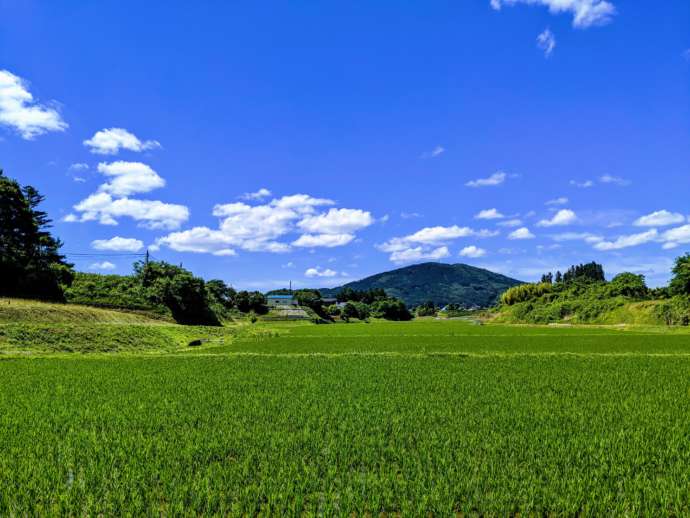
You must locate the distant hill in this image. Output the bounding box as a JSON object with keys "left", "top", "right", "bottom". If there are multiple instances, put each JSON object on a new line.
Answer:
{"left": 320, "top": 262, "right": 523, "bottom": 308}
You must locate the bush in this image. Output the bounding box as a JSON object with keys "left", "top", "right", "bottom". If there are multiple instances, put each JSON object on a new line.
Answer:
{"left": 371, "top": 299, "right": 413, "bottom": 321}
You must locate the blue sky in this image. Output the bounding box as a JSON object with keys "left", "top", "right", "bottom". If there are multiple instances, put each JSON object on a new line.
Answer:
{"left": 1, "top": 0, "right": 688, "bottom": 288}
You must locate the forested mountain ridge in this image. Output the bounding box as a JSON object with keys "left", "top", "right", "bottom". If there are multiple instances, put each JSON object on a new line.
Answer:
{"left": 319, "top": 262, "right": 523, "bottom": 308}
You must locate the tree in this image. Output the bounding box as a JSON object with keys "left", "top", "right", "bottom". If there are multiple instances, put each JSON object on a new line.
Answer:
{"left": 416, "top": 300, "right": 437, "bottom": 317}
{"left": 134, "top": 260, "right": 219, "bottom": 325}
{"left": 555, "top": 271, "right": 563, "bottom": 284}
{"left": 670, "top": 254, "right": 690, "bottom": 296}
{"left": 206, "top": 279, "right": 236, "bottom": 309}
{"left": 234, "top": 290, "right": 268, "bottom": 314}
{"left": 371, "top": 299, "right": 413, "bottom": 321}
{"left": 0, "top": 170, "right": 74, "bottom": 300}
{"left": 608, "top": 273, "right": 648, "bottom": 298}
{"left": 540, "top": 272, "right": 554, "bottom": 284}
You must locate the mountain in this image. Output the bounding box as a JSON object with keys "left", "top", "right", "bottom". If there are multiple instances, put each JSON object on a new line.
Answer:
{"left": 320, "top": 262, "right": 523, "bottom": 308}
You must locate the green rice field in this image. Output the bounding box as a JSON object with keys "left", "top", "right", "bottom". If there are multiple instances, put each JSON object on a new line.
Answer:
{"left": 2, "top": 319, "right": 690, "bottom": 515}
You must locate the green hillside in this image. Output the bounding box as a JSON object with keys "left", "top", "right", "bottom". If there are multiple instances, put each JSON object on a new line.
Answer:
{"left": 320, "top": 262, "right": 523, "bottom": 307}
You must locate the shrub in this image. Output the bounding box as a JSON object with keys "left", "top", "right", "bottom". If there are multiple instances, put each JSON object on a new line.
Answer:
{"left": 500, "top": 283, "right": 552, "bottom": 306}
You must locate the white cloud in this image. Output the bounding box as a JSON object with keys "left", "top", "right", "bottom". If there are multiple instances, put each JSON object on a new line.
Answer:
{"left": 91, "top": 236, "right": 144, "bottom": 252}
{"left": 490, "top": 0, "right": 616, "bottom": 28}
{"left": 537, "top": 209, "right": 578, "bottom": 227}
{"left": 570, "top": 179, "right": 594, "bottom": 188}
{"left": 69, "top": 163, "right": 89, "bottom": 171}
{"left": 378, "top": 225, "right": 495, "bottom": 263}
{"left": 593, "top": 229, "right": 658, "bottom": 251}
{"left": 459, "top": 245, "right": 487, "bottom": 258}
{"left": 497, "top": 218, "right": 523, "bottom": 227}
{"left": 546, "top": 197, "right": 568, "bottom": 206}
{"left": 661, "top": 224, "right": 690, "bottom": 248}
{"left": 89, "top": 261, "right": 116, "bottom": 271}
{"left": 537, "top": 28, "right": 556, "bottom": 57}
{"left": 400, "top": 212, "right": 422, "bottom": 219}
{"left": 304, "top": 267, "right": 338, "bottom": 278}
{"left": 84, "top": 128, "right": 160, "bottom": 155}
{"left": 96, "top": 161, "right": 164, "bottom": 196}
{"left": 508, "top": 227, "right": 535, "bottom": 240}
{"left": 421, "top": 145, "right": 445, "bottom": 159}
{"left": 599, "top": 174, "right": 630, "bottom": 186}
{"left": 240, "top": 188, "right": 272, "bottom": 201}
{"left": 389, "top": 246, "right": 450, "bottom": 264}
{"left": 156, "top": 193, "right": 369, "bottom": 255}
{"left": 292, "top": 234, "right": 355, "bottom": 248}
{"left": 70, "top": 192, "right": 189, "bottom": 229}
{"left": 475, "top": 208, "right": 505, "bottom": 220}
{"left": 0, "top": 69, "right": 68, "bottom": 139}
{"left": 466, "top": 171, "right": 506, "bottom": 188}
{"left": 297, "top": 208, "right": 373, "bottom": 235}
{"left": 634, "top": 210, "right": 685, "bottom": 227}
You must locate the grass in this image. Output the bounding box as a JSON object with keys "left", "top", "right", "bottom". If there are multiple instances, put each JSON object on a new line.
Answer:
{"left": 2, "top": 303, "right": 690, "bottom": 514}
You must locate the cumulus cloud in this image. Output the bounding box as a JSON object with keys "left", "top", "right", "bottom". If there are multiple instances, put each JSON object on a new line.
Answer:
{"left": 69, "top": 192, "right": 189, "bottom": 229}
{"left": 634, "top": 210, "right": 685, "bottom": 227}
{"left": 240, "top": 188, "right": 272, "bottom": 201}
{"left": 91, "top": 236, "right": 144, "bottom": 252}
{"left": 156, "top": 194, "right": 370, "bottom": 256}
{"left": 466, "top": 171, "right": 506, "bottom": 188}
{"left": 0, "top": 69, "right": 68, "bottom": 139}
{"left": 537, "top": 209, "right": 578, "bottom": 227}
{"left": 96, "top": 161, "right": 165, "bottom": 197}
{"left": 593, "top": 229, "right": 658, "bottom": 251}
{"left": 304, "top": 267, "right": 338, "bottom": 278}
{"left": 89, "top": 261, "right": 116, "bottom": 271}
{"left": 459, "top": 245, "right": 487, "bottom": 258}
{"left": 490, "top": 0, "right": 616, "bottom": 28}
{"left": 297, "top": 208, "right": 374, "bottom": 235}
{"left": 292, "top": 234, "right": 355, "bottom": 248}
{"left": 537, "top": 28, "right": 556, "bottom": 57}
{"left": 508, "top": 227, "right": 535, "bottom": 240}
{"left": 389, "top": 246, "right": 450, "bottom": 264}
{"left": 475, "top": 208, "right": 504, "bottom": 220}
{"left": 84, "top": 128, "right": 160, "bottom": 155}
{"left": 377, "top": 225, "right": 495, "bottom": 263}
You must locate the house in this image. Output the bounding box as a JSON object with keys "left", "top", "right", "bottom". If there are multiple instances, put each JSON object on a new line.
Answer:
{"left": 267, "top": 294, "right": 297, "bottom": 307}
{"left": 321, "top": 297, "right": 337, "bottom": 306}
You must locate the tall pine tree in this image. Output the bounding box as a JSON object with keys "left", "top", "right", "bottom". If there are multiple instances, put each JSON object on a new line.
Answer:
{"left": 0, "top": 170, "right": 74, "bottom": 300}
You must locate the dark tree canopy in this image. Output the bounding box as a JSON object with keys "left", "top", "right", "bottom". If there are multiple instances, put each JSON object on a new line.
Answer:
{"left": 0, "top": 170, "right": 74, "bottom": 300}
{"left": 670, "top": 254, "right": 690, "bottom": 297}
{"left": 134, "top": 260, "right": 220, "bottom": 325}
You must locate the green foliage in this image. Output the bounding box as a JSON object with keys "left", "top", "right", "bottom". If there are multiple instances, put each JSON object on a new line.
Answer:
{"left": 607, "top": 272, "right": 648, "bottom": 298}
{"left": 500, "top": 282, "right": 553, "bottom": 306}
{"left": 341, "top": 301, "right": 370, "bottom": 321}
{"left": 320, "top": 262, "right": 522, "bottom": 308}
{"left": 670, "top": 253, "right": 690, "bottom": 296}
{"left": 415, "top": 300, "right": 438, "bottom": 317}
{"left": 65, "top": 272, "right": 165, "bottom": 313}
{"left": 336, "top": 287, "right": 387, "bottom": 304}
{"left": 134, "top": 260, "right": 219, "bottom": 325}
{"left": 652, "top": 296, "right": 690, "bottom": 326}
{"left": 235, "top": 291, "right": 268, "bottom": 315}
{"left": 0, "top": 170, "right": 74, "bottom": 300}
{"left": 561, "top": 261, "right": 605, "bottom": 284}
{"left": 370, "top": 299, "right": 413, "bottom": 321}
